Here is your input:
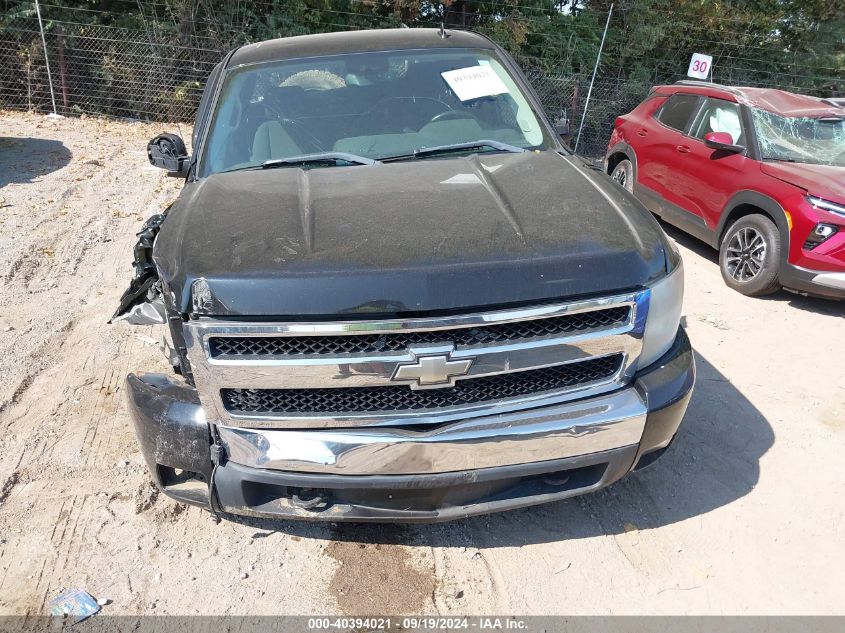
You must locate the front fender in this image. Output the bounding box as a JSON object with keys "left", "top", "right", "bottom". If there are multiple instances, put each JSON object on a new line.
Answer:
{"left": 717, "top": 190, "right": 791, "bottom": 258}
{"left": 605, "top": 141, "right": 638, "bottom": 182}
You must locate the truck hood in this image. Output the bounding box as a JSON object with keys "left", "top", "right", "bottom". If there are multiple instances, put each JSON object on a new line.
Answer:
{"left": 154, "top": 150, "right": 669, "bottom": 316}
{"left": 760, "top": 161, "right": 845, "bottom": 201}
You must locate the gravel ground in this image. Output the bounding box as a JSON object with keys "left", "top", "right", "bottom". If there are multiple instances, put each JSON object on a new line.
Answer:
{"left": 0, "top": 111, "right": 843, "bottom": 616}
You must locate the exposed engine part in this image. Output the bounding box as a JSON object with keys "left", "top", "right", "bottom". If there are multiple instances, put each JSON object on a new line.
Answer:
{"left": 112, "top": 285, "right": 167, "bottom": 325}
{"left": 110, "top": 213, "right": 166, "bottom": 324}
{"left": 111, "top": 211, "right": 196, "bottom": 384}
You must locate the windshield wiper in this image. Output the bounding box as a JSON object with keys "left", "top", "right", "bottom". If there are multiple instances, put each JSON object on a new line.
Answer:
{"left": 261, "top": 152, "right": 377, "bottom": 169}
{"left": 380, "top": 140, "right": 526, "bottom": 163}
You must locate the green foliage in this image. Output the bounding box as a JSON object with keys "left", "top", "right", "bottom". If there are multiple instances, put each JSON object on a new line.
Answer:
{"left": 0, "top": 0, "right": 841, "bottom": 129}
{"left": 3, "top": 0, "right": 841, "bottom": 90}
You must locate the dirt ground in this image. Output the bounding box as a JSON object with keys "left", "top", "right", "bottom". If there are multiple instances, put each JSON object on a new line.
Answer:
{"left": 0, "top": 111, "right": 843, "bottom": 617}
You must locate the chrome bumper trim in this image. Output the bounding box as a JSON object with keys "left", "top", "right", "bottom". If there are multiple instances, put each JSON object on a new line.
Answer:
{"left": 811, "top": 272, "right": 845, "bottom": 290}
{"left": 217, "top": 387, "right": 647, "bottom": 475}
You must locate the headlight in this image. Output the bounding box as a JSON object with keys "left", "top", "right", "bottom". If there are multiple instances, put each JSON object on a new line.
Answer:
{"left": 807, "top": 195, "right": 845, "bottom": 218}
{"left": 640, "top": 262, "right": 684, "bottom": 368}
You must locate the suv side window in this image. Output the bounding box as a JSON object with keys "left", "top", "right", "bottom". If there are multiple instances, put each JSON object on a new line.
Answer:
{"left": 690, "top": 98, "right": 744, "bottom": 145}
{"left": 655, "top": 94, "right": 701, "bottom": 132}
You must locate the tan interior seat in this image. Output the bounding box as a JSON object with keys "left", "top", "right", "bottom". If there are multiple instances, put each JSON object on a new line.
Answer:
{"left": 251, "top": 121, "right": 301, "bottom": 163}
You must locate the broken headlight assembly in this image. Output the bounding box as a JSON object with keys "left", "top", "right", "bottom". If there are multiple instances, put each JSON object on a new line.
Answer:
{"left": 110, "top": 214, "right": 167, "bottom": 325}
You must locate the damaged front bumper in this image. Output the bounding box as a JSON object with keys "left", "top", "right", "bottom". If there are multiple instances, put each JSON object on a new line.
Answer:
{"left": 126, "top": 329, "right": 694, "bottom": 523}
{"left": 125, "top": 373, "right": 213, "bottom": 507}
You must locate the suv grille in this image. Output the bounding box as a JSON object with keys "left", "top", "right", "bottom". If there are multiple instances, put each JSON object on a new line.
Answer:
{"left": 209, "top": 306, "right": 630, "bottom": 358}
{"left": 221, "top": 355, "right": 623, "bottom": 415}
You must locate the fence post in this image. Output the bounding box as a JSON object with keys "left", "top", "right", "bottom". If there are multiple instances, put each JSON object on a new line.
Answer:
{"left": 34, "top": 0, "right": 59, "bottom": 116}
{"left": 56, "top": 24, "right": 69, "bottom": 110}
{"left": 574, "top": 3, "right": 613, "bottom": 155}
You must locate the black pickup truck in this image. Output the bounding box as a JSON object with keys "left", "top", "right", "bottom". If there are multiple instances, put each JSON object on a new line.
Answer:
{"left": 113, "top": 28, "right": 694, "bottom": 522}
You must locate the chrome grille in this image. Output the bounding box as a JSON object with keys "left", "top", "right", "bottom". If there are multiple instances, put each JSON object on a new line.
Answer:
{"left": 222, "top": 355, "right": 623, "bottom": 415}
{"left": 183, "top": 292, "right": 648, "bottom": 429}
{"left": 209, "top": 306, "right": 630, "bottom": 358}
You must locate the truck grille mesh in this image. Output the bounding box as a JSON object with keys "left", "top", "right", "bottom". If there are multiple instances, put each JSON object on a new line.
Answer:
{"left": 221, "top": 355, "right": 623, "bottom": 415}
{"left": 209, "top": 306, "right": 630, "bottom": 358}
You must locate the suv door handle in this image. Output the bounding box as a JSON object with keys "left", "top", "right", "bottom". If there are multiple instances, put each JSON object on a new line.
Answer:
{"left": 676, "top": 145, "right": 691, "bottom": 154}
{"left": 636, "top": 129, "right": 648, "bottom": 137}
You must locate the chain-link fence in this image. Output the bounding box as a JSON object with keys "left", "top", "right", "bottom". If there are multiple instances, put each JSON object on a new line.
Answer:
{"left": 524, "top": 70, "right": 652, "bottom": 157}
{"left": 1, "top": 1, "right": 843, "bottom": 158}
{"left": 0, "top": 11, "right": 220, "bottom": 121}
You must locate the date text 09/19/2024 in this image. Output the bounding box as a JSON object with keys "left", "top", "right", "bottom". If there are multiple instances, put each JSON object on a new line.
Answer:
{"left": 307, "top": 617, "right": 528, "bottom": 630}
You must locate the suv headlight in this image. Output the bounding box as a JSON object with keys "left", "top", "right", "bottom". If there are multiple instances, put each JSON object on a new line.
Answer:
{"left": 807, "top": 195, "right": 845, "bottom": 218}
{"left": 640, "top": 262, "right": 684, "bottom": 368}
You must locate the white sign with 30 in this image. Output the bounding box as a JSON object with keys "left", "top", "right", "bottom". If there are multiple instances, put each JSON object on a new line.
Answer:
{"left": 687, "top": 53, "right": 713, "bottom": 80}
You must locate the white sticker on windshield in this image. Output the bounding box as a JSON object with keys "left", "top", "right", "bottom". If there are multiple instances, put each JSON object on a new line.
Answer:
{"left": 441, "top": 65, "right": 509, "bottom": 102}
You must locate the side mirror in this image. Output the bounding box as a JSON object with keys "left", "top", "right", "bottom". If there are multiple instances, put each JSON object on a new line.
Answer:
{"left": 147, "top": 133, "right": 190, "bottom": 176}
{"left": 704, "top": 131, "right": 745, "bottom": 154}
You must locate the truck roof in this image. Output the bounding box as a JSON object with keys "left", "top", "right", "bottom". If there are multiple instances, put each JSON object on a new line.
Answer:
{"left": 228, "top": 28, "right": 495, "bottom": 68}
{"left": 656, "top": 80, "right": 845, "bottom": 118}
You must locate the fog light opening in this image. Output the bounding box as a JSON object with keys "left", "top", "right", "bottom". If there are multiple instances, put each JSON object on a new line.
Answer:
{"left": 803, "top": 223, "right": 839, "bottom": 250}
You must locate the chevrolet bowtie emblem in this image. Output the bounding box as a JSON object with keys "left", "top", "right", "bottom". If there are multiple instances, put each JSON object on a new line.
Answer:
{"left": 392, "top": 348, "right": 473, "bottom": 389}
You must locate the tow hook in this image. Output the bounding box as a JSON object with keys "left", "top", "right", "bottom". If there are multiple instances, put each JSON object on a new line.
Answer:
{"left": 290, "top": 488, "right": 327, "bottom": 511}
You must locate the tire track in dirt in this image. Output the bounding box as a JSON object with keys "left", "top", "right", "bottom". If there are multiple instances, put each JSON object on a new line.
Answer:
{"left": 0, "top": 115, "right": 336, "bottom": 619}
{"left": 0, "top": 472, "right": 18, "bottom": 506}
{"left": 0, "top": 113, "right": 182, "bottom": 616}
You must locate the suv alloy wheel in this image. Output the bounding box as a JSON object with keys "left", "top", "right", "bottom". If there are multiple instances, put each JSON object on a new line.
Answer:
{"left": 610, "top": 159, "right": 634, "bottom": 193}
{"left": 719, "top": 214, "right": 782, "bottom": 296}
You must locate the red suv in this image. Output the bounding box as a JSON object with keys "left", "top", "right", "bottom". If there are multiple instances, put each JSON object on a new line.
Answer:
{"left": 605, "top": 80, "right": 845, "bottom": 299}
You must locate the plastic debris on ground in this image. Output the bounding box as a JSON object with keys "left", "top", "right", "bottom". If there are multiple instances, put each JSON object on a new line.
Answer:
{"left": 48, "top": 589, "right": 101, "bottom": 623}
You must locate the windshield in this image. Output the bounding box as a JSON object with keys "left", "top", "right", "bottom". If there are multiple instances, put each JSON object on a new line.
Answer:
{"left": 199, "top": 48, "right": 550, "bottom": 176}
{"left": 753, "top": 109, "right": 845, "bottom": 167}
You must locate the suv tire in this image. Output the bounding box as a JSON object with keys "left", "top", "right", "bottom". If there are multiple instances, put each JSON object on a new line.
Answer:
{"left": 719, "top": 214, "right": 781, "bottom": 296}
{"left": 610, "top": 159, "right": 634, "bottom": 193}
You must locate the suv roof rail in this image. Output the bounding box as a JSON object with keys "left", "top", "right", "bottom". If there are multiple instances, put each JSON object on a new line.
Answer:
{"left": 673, "top": 80, "right": 743, "bottom": 95}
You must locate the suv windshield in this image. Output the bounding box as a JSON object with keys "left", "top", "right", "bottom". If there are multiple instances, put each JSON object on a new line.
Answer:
{"left": 753, "top": 109, "right": 845, "bottom": 167}
{"left": 200, "top": 48, "right": 550, "bottom": 176}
